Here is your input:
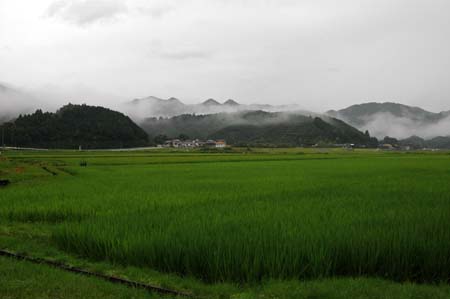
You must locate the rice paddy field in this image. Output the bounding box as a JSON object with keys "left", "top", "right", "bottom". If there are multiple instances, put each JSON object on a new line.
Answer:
{"left": 1, "top": 148, "right": 450, "bottom": 298}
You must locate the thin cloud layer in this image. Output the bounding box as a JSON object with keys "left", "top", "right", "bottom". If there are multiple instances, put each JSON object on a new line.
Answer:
{"left": 159, "top": 49, "right": 213, "bottom": 60}
{"left": 46, "top": 0, "right": 127, "bottom": 25}
{"left": 136, "top": 3, "right": 175, "bottom": 18}
{"left": 0, "top": 83, "right": 46, "bottom": 120}
{"left": 0, "top": 0, "right": 449, "bottom": 113}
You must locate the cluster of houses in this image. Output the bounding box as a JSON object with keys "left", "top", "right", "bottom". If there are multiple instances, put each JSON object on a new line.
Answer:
{"left": 161, "top": 139, "right": 227, "bottom": 149}
{"left": 378, "top": 144, "right": 414, "bottom": 151}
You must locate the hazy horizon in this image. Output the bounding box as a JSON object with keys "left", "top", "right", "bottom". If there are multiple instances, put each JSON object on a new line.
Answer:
{"left": 1, "top": 0, "right": 450, "bottom": 113}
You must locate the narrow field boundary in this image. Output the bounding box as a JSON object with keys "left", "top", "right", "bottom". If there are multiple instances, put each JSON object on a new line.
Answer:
{"left": 41, "top": 166, "right": 58, "bottom": 176}
{"left": 75, "top": 156, "right": 340, "bottom": 167}
{"left": 0, "top": 249, "right": 194, "bottom": 298}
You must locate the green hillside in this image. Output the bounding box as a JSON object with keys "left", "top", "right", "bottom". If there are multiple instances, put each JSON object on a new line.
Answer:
{"left": 142, "top": 111, "right": 378, "bottom": 147}
{"left": 0, "top": 104, "right": 149, "bottom": 149}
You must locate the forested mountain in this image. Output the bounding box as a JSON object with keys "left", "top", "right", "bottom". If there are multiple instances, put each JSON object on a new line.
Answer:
{"left": 142, "top": 111, "right": 378, "bottom": 147}
{"left": 0, "top": 104, "right": 148, "bottom": 149}
{"left": 327, "top": 102, "right": 450, "bottom": 139}
{"left": 327, "top": 102, "right": 445, "bottom": 126}
{"left": 426, "top": 136, "right": 450, "bottom": 149}
{"left": 209, "top": 117, "right": 377, "bottom": 147}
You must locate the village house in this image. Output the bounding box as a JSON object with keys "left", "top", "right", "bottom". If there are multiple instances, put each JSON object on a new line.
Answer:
{"left": 379, "top": 144, "right": 394, "bottom": 150}
{"left": 204, "top": 140, "right": 227, "bottom": 148}
{"left": 215, "top": 140, "right": 226, "bottom": 148}
{"left": 164, "top": 139, "right": 226, "bottom": 148}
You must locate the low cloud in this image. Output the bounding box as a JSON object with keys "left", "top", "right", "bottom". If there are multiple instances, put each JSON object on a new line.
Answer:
{"left": 136, "top": 3, "right": 175, "bottom": 18}
{"left": 120, "top": 96, "right": 301, "bottom": 123}
{"left": 0, "top": 83, "right": 46, "bottom": 122}
{"left": 327, "top": 67, "right": 341, "bottom": 73}
{"left": 0, "top": 82, "right": 125, "bottom": 123}
{"left": 357, "top": 112, "right": 450, "bottom": 139}
{"left": 46, "top": 0, "right": 127, "bottom": 26}
{"left": 160, "top": 49, "right": 213, "bottom": 60}
{"left": 148, "top": 41, "right": 214, "bottom": 60}
{"left": 1, "top": 45, "right": 12, "bottom": 52}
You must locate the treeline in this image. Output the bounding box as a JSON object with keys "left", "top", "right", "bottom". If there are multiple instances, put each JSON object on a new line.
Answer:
{"left": 209, "top": 117, "right": 379, "bottom": 147}
{"left": 0, "top": 104, "right": 149, "bottom": 149}
{"left": 142, "top": 111, "right": 379, "bottom": 147}
{"left": 384, "top": 135, "right": 450, "bottom": 149}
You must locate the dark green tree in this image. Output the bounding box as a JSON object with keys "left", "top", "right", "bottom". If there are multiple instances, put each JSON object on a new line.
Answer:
{"left": 178, "top": 134, "right": 189, "bottom": 141}
{"left": 0, "top": 104, "right": 149, "bottom": 149}
{"left": 154, "top": 134, "right": 169, "bottom": 145}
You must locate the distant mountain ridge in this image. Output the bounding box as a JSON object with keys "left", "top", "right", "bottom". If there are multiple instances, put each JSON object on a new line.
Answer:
{"left": 327, "top": 102, "right": 447, "bottom": 125}
{"left": 123, "top": 96, "right": 298, "bottom": 120}
{"left": 2, "top": 82, "right": 450, "bottom": 147}
{"left": 327, "top": 102, "right": 450, "bottom": 139}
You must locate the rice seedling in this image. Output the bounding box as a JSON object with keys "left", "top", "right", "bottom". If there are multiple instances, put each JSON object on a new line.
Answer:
{"left": 2, "top": 151, "right": 450, "bottom": 283}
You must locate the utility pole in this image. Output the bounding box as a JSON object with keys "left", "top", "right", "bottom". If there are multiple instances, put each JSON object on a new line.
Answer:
{"left": 11, "top": 123, "right": 16, "bottom": 149}
{"left": 1, "top": 126, "right": 4, "bottom": 149}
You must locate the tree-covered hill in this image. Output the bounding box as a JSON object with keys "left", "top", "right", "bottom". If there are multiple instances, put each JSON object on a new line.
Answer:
{"left": 0, "top": 104, "right": 149, "bottom": 149}
{"left": 141, "top": 111, "right": 378, "bottom": 147}
{"left": 210, "top": 117, "right": 378, "bottom": 147}
{"left": 326, "top": 102, "right": 446, "bottom": 126}
{"left": 326, "top": 102, "right": 450, "bottom": 140}
{"left": 398, "top": 136, "right": 450, "bottom": 149}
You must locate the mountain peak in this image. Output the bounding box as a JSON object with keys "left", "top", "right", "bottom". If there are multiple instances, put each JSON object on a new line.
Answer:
{"left": 167, "top": 97, "right": 183, "bottom": 104}
{"left": 143, "top": 96, "right": 164, "bottom": 102}
{"left": 202, "top": 98, "right": 221, "bottom": 106}
{"left": 223, "top": 99, "right": 239, "bottom": 106}
{"left": 131, "top": 96, "right": 185, "bottom": 105}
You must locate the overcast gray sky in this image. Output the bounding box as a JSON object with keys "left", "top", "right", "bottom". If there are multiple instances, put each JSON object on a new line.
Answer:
{"left": 1, "top": 0, "right": 450, "bottom": 112}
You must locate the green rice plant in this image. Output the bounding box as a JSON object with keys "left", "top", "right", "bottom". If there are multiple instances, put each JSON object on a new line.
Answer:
{"left": 2, "top": 151, "right": 450, "bottom": 283}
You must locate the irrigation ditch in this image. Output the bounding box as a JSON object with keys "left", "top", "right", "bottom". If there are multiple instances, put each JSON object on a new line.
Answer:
{"left": 0, "top": 249, "right": 194, "bottom": 298}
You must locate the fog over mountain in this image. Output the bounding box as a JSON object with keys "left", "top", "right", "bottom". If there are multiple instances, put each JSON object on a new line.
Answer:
{"left": 2, "top": 84, "right": 449, "bottom": 141}
{"left": 126, "top": 98, "right": 450, "bottom": 141}
{"left": 0, "top": 83, "right": 44, "bottom": 123}
{"left": 140, "top": 110, "right": 377, "bottom": 147}
{"left": 327, "top": 103, "right": 450, "bottom": 139}
{"left": 122, "top": 96, "right": 300, "bottom": 121}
